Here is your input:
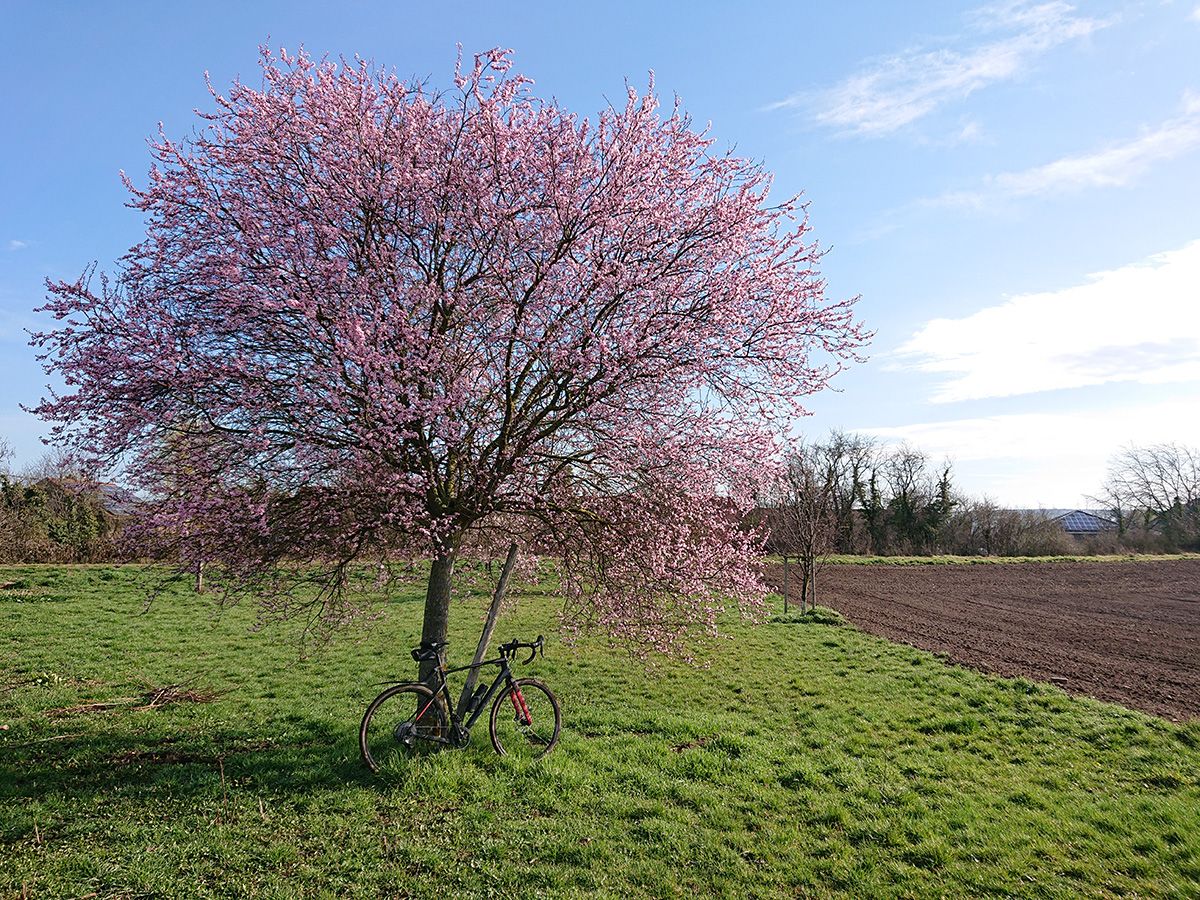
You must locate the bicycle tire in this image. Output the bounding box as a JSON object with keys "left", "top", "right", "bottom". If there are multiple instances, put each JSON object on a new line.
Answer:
{"left": 489, "top": 677, "right": 560, "bottom": 760}
{"left": 360, "top": 682, "right": 448, "bottom": 773}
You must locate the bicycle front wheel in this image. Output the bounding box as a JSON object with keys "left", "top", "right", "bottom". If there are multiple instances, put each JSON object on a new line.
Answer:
{"left": 489, "top": 677, "right": 560, "bottom": 760}
{"left": 360, "top": 683, "right": 448, "bottom": 773}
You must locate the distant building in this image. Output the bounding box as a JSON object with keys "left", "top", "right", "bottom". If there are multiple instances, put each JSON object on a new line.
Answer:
{"left": 1009, "top": 509, "right": 1117, "bottom": 537}
{"left": 1046, "top": 509, "right": 1117, "bottom": 537}
{"left": 95, "top": 482, "right": 138, "bottom": 516}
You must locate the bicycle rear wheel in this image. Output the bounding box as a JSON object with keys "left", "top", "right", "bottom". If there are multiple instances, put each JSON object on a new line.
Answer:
{"left": 360, "top": 683, "right": 448, "bottom": 773}
{"left": 489, "top": 677, "right": 560, "bottom": 760}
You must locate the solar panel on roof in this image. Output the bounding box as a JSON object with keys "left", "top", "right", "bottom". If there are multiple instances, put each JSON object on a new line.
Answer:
{"left": 1056, "top": 510, "right": 1112, "bottom": 533}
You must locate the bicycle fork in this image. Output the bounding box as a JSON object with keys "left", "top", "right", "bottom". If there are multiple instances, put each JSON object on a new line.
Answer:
{"left": 510, "top": 685, "right": 532, "bottom": 726}
{"left": 415, "top": 683, "right": 529, "bottom": 729}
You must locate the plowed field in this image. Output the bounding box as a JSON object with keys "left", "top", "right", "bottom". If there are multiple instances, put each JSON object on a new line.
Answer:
{"left": 772, "top": 560, "right": 1200, "bottom": 721}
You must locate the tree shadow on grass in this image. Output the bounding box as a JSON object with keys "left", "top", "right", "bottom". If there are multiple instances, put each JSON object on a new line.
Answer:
{"left": 1, "top": 714, "right": 378, "bottom": 838}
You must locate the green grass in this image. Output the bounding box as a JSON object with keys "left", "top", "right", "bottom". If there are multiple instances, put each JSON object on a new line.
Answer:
{"left": 2, "top": 565, "right": 1199, "bottom": 898}
{"left": 768, "top": 604, "right": 847, "bottom": 627}
{"left": 770, "top": 553, "right": 1200, "bottom": 566}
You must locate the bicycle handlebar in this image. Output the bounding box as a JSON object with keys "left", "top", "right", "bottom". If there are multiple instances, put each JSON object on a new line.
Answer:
{"left": 410, "top": 636, "right": 543, "bottom": 666}
{"left": 499, "top": 635, "right": 544, "bottom": 664}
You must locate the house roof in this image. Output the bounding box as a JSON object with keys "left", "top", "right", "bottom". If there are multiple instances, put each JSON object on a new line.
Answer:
{"left": 1050, "top": 509, "right": 1117, "bottom": 534}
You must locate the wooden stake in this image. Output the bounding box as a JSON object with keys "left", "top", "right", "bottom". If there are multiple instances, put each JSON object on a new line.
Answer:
{"left": 456, "top": 542, "right": 519, "bottom": 718}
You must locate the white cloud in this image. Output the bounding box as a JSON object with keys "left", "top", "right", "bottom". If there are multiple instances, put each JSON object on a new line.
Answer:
{"left": 6, "top": 239, "right": 29, "bottom": 252}
{"left": 768, "top": 1, "right": 1109, "bottom": 136}
{"left": 1191, "top": 5, "right": 1200, "bottom": 23}
{"left": 893, "top": 240, "right": 1200, "bottom": 402}
{"left": 864, "top": 401, "right": 1200, "bottom": 464}
{"left": 929, "top": 93, "right": 1200, "bottom": 208}
{"left": 861, "top": 398, "right": 1200, "bottom": 506}
{"left": 955, "top": 120, "right": 985, "bottom": 144}
{"left": 856, "top": 94, "right": 1200, "bottom": 240}
{"left": 912, "top": 119, "right": 989, "bottom": 149}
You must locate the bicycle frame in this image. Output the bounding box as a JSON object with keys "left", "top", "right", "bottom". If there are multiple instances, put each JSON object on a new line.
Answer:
{"left": 359, "top": 636, "right": 557, "bottom": 770}
{"left": 423, "top": 653, "right": 516, "bottom": 732}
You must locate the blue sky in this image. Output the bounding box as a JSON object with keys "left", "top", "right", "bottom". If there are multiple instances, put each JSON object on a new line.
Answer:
{"left": 2, "top": 1, "right": 1198, "bottom": 506}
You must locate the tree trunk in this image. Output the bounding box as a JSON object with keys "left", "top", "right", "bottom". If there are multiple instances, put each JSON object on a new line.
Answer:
{"left": 799, "top": 561, "right": 809, "bottom": 613}
{"left": 418, "top": 546, "right": 458, "bottom": 687}
{"left": 194, "top": 561, "right": 204, "bottom": 594}
{"left": 455, "top": 542, "right": 518, "bottom": 718}
{"left": 782, "top": 555, "right": 789, "bottom": 614}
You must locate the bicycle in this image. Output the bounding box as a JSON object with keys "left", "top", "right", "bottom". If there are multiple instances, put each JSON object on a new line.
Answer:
{"left": 359, "top": 635, "right": 561, "bottom": 773}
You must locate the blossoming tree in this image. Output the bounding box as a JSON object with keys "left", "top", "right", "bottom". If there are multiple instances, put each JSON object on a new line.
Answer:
{"left": 32, "top": 47, "right": 867, "bottom": 671}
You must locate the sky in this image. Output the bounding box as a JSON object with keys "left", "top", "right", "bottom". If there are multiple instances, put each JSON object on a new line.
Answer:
{"left": 1, "top": 0, "right": 1197, "bottom": 507}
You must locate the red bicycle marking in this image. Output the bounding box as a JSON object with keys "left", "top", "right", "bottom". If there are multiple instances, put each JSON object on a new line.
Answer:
{"left": 510, "top": 688, "right": 533, "bottom": 725}
{"left": 416, "top": 695, "right": 437, "bottom": 723}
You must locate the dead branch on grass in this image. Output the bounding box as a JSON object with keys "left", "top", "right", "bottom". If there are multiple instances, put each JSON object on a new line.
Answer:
{"left": 44, "top": 680, "right": 223, "bottom": 717}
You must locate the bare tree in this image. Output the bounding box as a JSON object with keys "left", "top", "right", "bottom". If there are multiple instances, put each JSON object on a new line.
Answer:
{"left": 944, "top": 500, "right": 1077, "bottom": 556}
{"left": 775, "top": 442, "right": 838, "bottom": 612}
{"left": 1103, "top": 443, "right": 1200, "bottom": 550}
{"left": 945, "top": 497, "right": 1005, "bottom": 556}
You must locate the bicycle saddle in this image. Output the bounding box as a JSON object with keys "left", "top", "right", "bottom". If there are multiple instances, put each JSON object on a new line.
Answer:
{"left": 411, "top": 640, "right": 448, "bottom": 663}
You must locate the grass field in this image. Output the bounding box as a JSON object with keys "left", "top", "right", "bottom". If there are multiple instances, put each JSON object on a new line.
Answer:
{"left": 3, "top": 565, "right": 1199, "bottom": 898}
{"left": 780, "top": 553, "right": 1200, "bottom": 566}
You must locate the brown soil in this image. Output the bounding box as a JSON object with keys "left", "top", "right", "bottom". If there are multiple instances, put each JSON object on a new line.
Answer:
{"left": 769, "top": 560, "right": 1200, "bottom": 721}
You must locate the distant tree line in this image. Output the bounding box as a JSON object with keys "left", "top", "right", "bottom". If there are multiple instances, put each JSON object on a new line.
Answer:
{"left": 3, "top": 432, "right": 1196, "bottom": 567}
{"left": 0, "top": 442, "right": 122, "bottom": 563}
{"left": 763, "top": 432, "right": 1074, "bottom": 562}
{"left": 763, "top": 434, "right": 1200, "bottom": 573}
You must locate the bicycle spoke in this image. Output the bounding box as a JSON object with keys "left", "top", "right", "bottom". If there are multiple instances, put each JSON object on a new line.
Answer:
{"left": 360, "top": 684, "right": 448, "bottom": 773}
{"left": 490, "top": 678, "right": 560, "bottom": 760}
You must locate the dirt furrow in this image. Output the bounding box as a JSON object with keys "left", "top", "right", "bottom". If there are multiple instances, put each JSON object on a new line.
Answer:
{"left": 768, "top": 561, "right": 1200, "bottom": 721}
